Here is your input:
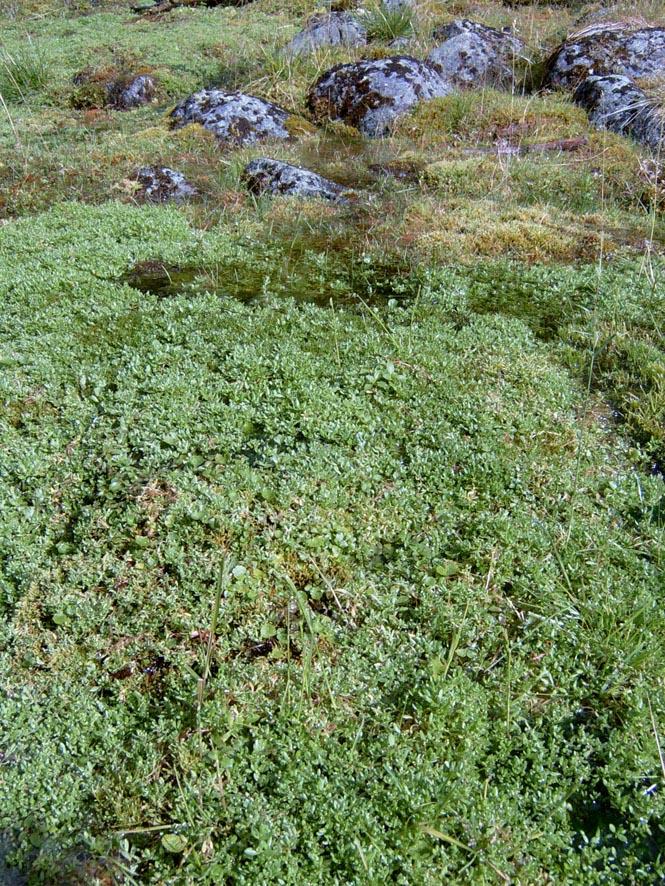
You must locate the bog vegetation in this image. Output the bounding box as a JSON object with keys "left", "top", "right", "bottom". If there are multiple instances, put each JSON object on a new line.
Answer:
{"left": 0, "top": 0, "right": 663, "bottom": 883}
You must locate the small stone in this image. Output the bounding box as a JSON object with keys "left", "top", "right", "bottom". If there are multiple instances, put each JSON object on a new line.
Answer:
{"left": 134, "top": 166, "right": 198, "bottom": 203}
{"left": 307, "top": 55, "right": 453, "bottom": 137}
{"left": 71, "top": 69, "right": 156, "bottom": 111}
{"left": 428, "top": 20, "right": 525, "bottom": 90}
{"left": 285, "top": 12, "right": 367, "bottom": 56}
{"left": 170, "top": 90, "right": 294, "bottom": 145}
{"left": 388, "top": 37, "right": 413, "bottom": 51}
{"left": 573, "top": 74, "right": 664, "bottom": 151}
{"left": 242, "top": 158, "right": 348, "bottom": 201}
{"left": 111, "top": 75, "right": 156, "bottom": 110}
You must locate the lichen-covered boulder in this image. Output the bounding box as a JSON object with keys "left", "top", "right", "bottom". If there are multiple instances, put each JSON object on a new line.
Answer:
{"left": 170, "top": 90, "right": 294, "bottom": 145}
{"left": 428, "top": 20, "right": 525, "bottom": 90}
{"left": 307, "top": 56, "right": 453, "bottom": 137}
{"left": 242, "top": 158, "right": 348, "bottom": 201}
{"left": 134, "top": 166, "right": 198, "bottom": 203}
{"left": 574, "top": 74, "right": 664, "bottom": 151}
{"left": 285, "top": 12, "right": 367, "bottom": 55}
{"left": 545, "top": 24, "right": 665, "bottom": 90}
{"left": 114, "top": 75, "right": 155, "bottom": 110}
{"left": 71, "top": 70, "right": 156, "bottom": 110}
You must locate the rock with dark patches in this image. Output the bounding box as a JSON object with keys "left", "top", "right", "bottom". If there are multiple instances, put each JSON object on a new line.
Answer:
{"left": 170, "top": 90, "right": 293, "bottom": 145}
{"left": 545, "top": 24, "right": 665, "bottom": 90}
{"left": 134, "top": 166, "right": 198, "bottom": 203}
{"left": 427, "top": 20, "right": 525, "bottom": 89}
{"left": 307, "top": 55, "right": 453, "bottom": 137}
{"left": 573, "top": 74, "right": 664, "bottom": 151}
{"left": 111, "top": 74, "right": 156, "bottom": 110}
{"left": 242, "top": 158, "right": 349, "bottom": 201}
{"left": 285, "top": 12, "right": 367, "bottom": 55}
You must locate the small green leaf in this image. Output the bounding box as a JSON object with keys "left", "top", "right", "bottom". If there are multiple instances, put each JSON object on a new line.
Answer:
{"left": 435, "top": 560, "right": 461, "bottom": 577}
{"left": 161, "top": 833, "right": 188, "bottom": 854}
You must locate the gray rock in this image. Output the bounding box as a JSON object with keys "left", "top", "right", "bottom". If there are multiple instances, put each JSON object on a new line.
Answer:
{"left": 382, "top": 0, "right": 414, "bottom": 9}
{"left": 285, "top": 12, "right": 367, "bottom": 55}
{"left": 111, "top": 74, "right": 156, "bottom": 110}
{"left": 242, "top": 158, "right": 348, "bottom": 201}
{"left": 134, "top": 166, "right": 198, "bottom": 203}
{"left": 573, "top": 74, "right": 664, "bottom": 150}
{"left": 428, "top": 20, "right": 525, "bottom": 90}
{"left": 307, "top": 55, "right": 453, "bottom": 137}
{"left": 546, "top": 24, "right": 665, "bottom": 90}
{"left": 170, "top": 90, "right": 293, "bottom": 145}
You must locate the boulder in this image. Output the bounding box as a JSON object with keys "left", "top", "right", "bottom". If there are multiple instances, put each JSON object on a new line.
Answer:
{"left": 170, "top": 90, "right": 294, "bottom": 145}
{"left": 285, "top": 12, "right": 367, "bottom": 55}
{"left": 574, "top": 74, "right": 664, "bottom": 151}
{"left": 545, "top": 24, "right": 665, "bottom": 90}
{"left": 428, "top": 20, "right": 525, "bottom": 90}
{"left": 307, "top": 56, "right": 453, "bottom": 137}
{"left": 134, "top": 166, "right": 198, "bottom": 203}
{"left": 242, "top": 158, "right": 348, "bottom": 201}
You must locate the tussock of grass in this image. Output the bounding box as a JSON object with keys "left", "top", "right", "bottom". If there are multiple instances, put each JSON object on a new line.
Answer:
{"left": 0, "top": 43, "right": 50, "bottom": 103}
{"left": 362, "top": 2, "right": 415, "bottom": 42}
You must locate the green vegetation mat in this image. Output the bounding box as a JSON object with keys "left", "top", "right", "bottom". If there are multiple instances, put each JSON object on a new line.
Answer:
{"left": 0, "top": 0, "right": 664, "bottom": 882}
{"left": 1, "top": 202, "right": 663, "bottom": 883}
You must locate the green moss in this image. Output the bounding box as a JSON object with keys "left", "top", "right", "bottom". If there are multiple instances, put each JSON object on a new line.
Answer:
{"left": 70, "top": 80, "right": 109, "bottom": 110}
{"left": 284, "top": 113, "right": 318, "bottom": 137}
{"left": 423, "top": 154, "right": 600, "bottom": 212}
{"left": 399, "top": 90, "right": 591, "bottom": 143}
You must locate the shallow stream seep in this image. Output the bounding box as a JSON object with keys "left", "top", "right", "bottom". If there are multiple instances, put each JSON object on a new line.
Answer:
{"left": 121, "top": 254, "right": 417, "bottom": 308}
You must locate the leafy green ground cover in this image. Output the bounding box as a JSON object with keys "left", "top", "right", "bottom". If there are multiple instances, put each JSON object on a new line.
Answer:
{"left": 1, "top": 201, "right": 664, "bottom": 883}
{"left": 0, "top": 0, "right": 664, "bottom": 883}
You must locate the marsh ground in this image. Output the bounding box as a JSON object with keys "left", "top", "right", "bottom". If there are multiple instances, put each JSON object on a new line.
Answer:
{"left": 0, "top": 0, "right": 664, "bottom": 882}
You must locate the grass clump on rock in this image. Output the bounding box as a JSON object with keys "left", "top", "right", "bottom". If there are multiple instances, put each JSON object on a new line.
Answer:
{"left": 363, "top": 1, "right": 415, "bottom": 42}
